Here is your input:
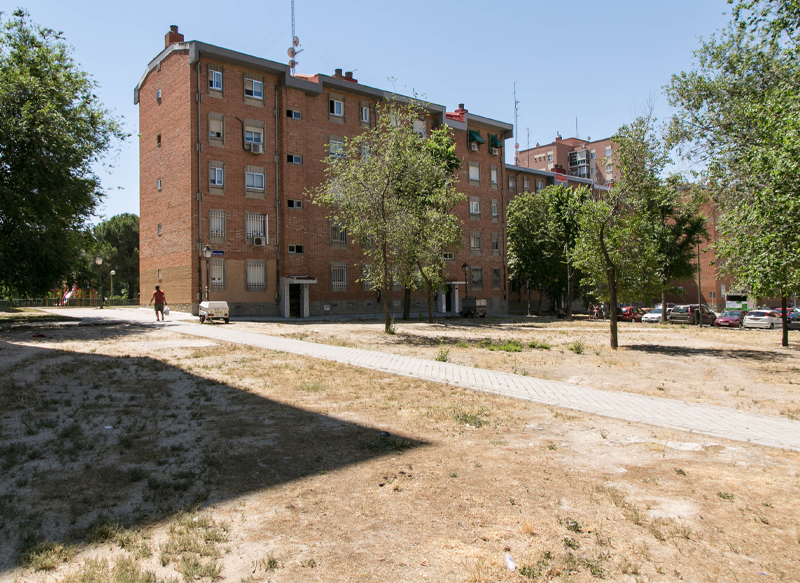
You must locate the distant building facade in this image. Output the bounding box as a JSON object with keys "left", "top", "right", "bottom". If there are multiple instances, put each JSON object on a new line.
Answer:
{"left": 515, "top": 135, "right": 619, "bottom": 186}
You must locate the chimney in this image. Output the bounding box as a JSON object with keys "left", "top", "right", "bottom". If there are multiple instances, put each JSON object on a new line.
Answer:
{"left": 555, "top": 134, "right": 562, "bottom": 141}
{"left": 165, "top": 25, "right": 184, "bottom": 48}
{"left": 334, "top": 68, "right": 343, "bottom": 78}
{"left": 458, "top": 103, "right": 466, "bottom": 111}
{"left": 343, "top": 71, "right": 358, "bottom": 83}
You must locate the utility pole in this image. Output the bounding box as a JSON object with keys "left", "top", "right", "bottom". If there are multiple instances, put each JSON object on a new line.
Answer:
{"left": 697, "top": 242, "right": 702, "bottom": 328}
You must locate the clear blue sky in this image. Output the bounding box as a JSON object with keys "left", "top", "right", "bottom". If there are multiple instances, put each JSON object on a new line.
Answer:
{"left": 20, "top": 0, "right": 732, "bottom": 222}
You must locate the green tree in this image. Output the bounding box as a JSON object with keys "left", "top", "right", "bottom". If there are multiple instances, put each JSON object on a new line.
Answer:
{"left": 507, "top": 189, "right": 560, "bottom": 316}
{"left": 93, "top": 213, "right": 139, "bottom": 298}
{"left": 667, "top": 3, "right": 800, "bottom": 345}
{"left": 572, "top": 115, "right": 662, "bottom": 349}
{"left": 0, "top": 10, "right": 126, "bottom": 297}
{"left": 310, "top": 100, "right": 462, "bottom": 332}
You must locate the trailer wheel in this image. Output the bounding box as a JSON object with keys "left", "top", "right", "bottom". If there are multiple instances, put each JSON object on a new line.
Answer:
{"left": 199, "top": 315, "right": 206, "bottom": 324}
{"left": 224, "top": 318, "right": 229, "bottom": 324}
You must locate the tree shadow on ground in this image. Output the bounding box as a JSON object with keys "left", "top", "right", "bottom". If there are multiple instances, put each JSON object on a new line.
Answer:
{"left": 0, "top": 329, "right": 425, "bottom": 571}
{"left": 625, "top": 344, "right": 797, "bottom": 361}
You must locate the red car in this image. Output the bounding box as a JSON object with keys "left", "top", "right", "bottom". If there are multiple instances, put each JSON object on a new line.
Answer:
{"left": 618, "top": 307, "right": 644, "bottom": 322}
{"left": 713, "top": 310, "right": 747, "bottom": 328}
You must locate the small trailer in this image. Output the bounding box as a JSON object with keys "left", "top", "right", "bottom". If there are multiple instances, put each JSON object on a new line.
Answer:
{"left": 460, "top": 297, "right": 487, "bottom": 318}
{"left": 199, "top": 301, "right": 230, "bottom": 324}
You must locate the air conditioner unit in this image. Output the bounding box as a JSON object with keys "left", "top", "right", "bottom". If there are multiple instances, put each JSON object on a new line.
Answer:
{"left": 469, "top": 142, "right": 479, "bottom": 152}
{"left": 253, "top": 236, "right": 266, "bottom": 246}
{"left": 249, "top": 143, "right": 263, "bottom": 154}
{"left": 490, "top": 147, "right": 498, "bottom": 156}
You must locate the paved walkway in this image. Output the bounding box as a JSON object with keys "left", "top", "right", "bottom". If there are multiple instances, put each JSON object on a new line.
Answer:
{"left": 43, "top": 308, "right": 800, "bottom": 452}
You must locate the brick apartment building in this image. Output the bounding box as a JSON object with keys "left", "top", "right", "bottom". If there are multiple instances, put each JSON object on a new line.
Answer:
{"left": 515, "top": 135, "right": 619, "bottom": 186}
{"left": 135, "top": 26, "right": 514, "bottom": 318}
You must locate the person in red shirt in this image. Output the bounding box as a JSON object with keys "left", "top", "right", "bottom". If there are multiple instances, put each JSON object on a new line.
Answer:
{"left": 148, "top": 285, "right": 167, "bottom": 321}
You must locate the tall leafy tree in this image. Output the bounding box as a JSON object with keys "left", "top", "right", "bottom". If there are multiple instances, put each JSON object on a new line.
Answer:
{"left": 310, "top": 100, "right": 462, "bottom": 332}
{"left": 572, "top": 115, "right": 662, "bottom": 349}
{"left": 667, "top": 1, "right": 800, "bottom": 345}
{"left": 94, "top": 213, "right": 139, "bottom": 298}
{"left": 0, "top": 10, "right": 126, "bottom": 297}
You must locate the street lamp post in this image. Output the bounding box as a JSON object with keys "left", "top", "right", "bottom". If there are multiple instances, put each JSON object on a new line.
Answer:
{"left": 109, "top": 270, "right": 115, "bottom": 304}
{"left": 202, "top": 245, "right": 213, "bottom": 302}
{"left": 526, "top": 278, "right": 531, "bottom": 317}
{"left": 461, "top": 262, "right": 469, "bottom": 301}
{"left": 95, "top": 256, "right": 103, "bottom": 309}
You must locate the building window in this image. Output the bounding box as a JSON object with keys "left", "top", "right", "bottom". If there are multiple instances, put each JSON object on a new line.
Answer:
{"left": 590, "top": 151, "right": 596, "bottom": 160}
{"left": 361, "top": 143, "right": 371, "bottom": 160}
{"left": 287, "top": 199, "right": 303, "bottom": 208}
{"left": 209, "top": 118, "right": 223, "bottom": 139}
{"left": 491, "top": 201, "right": 498, "bottom": 217}
{"left": 244, "top": 78, "right": 263, "bottom": 99}
{"left": 443, "top": 252, "right": 454, "bottom": 260}
{"left": 287, "top": 109, "right": 302, "bottom": 120}
{"left": 468, "top": 162, "right": 480, "bottom": 182}
{"left": 245, "top": 128, "right": 263, "bottom": 144}
{"left": 360, "top": 106, "right": 370, "bottom": 123}
{"left": 157, "top": 268, "right": 162, "bottom": 280}
{"left": 547, "top": 153, "right": 553, "bottom": 162}
{"left": 331, "top": 263, "right": 347, "bottom": 291}
{"left": 490, "top": 167, "right": 498, "bottom": 185}
{"left": 330, "top": 137, "right": 345, "bottom": 159}
{"left": 209, "top": 258, "right": 225, "bottom": 289}
{"left": 329, "top": 99, "right": 344, "bottom": 117}
{"left": 209, "top": 70, "right": 222, "bottom": 90}
{"left": 591, "top": 167, "right": 596, "bottom": 175}
{"left": 508, "top": 175, "right": 515, "bottom": 190}
{"left": 210, "top": 167, "right": 223, "bottom": 186}
{"left": 209, "top": 210, "right": 226, "bottom": 239}
{"left": 287, "top": 154, "right": 303, "bottom": 164}
{"left": 157, "top": 224, "right": 162, "bottom": 236}
{"left": 361, "top": 264, "right": 373, "bottom": 291}
{"left": 605, "top": 146, "right": 612, "bottom": 158}
{"left": 330, "top": 221, "right": 347, "bottom": 246}
{"left": 413, "top": 119, "right": 426, "bottom": 138}
{"left": 536, "top": 180, "right": 544, "bottom": 191}
{"left": 245, "top": 212, "right": 267, "bottom": 240}
{"left": 246, "top": 260, "right": 267, "bottom": 291}
{"left": 288, "top": 244, "right": 304, "bottom": 254}
{"left": 470, "top": 200, "right": 480, "bottom": 216}
{"left": 471, "top": 267, "right": 483, "bottom": 290}
{"left": 492, "top": 232, "right": 500, "bottom": 252}
{"left": 523, "top": 177, "right": 530, "bottom": 191}
{"left": 470, "top": 231, "right": 481, "bottom": 250}
{"left": 246, "top": 172, "right": 265, "bottom": 190}
{"left": 157, "top": 179, "right": 162, "bottom": 191}
{"left": 156, "top": 134, "right": 161, "bottom": 147}
{"left": 606, "top": 164, "right": 613, "bottom": 174}
{"left": 492, "top": 268, "right": 501, "bottom": 289}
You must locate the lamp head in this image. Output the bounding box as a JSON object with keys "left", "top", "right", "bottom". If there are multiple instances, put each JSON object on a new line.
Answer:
{"left": 461, "top": 262, "right": 469, "bottom": 274}
{"left": 95, "top": 256, "right": 102, "bottom": 266}
{"left": 203, "top": 245, "right": 213, "bottom": 259}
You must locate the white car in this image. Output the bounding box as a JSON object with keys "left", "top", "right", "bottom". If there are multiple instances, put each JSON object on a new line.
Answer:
{"left": 642, "top": 308, "right": 664, "bottom": 323}
{"left": 742, "top": 310, "right": 782, "bottom": 329}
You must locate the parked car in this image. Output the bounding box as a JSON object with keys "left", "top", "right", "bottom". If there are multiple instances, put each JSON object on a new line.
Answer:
{"left": 668, "top": 304, "right": 717, "bottom": 326}
{"left": 642, "top": 307, "right": 664, "bottom": 323}
{"left": 618, "top": 306, "right": 645, "bottom": 322}
{"left": 743, "top": 310, "right": 782, "bottom": 329}
{"left": 654, "top": 303, "right": 676, "bottom": 314}
{"left": 787, "top": 311, "right": 800, "bottom": 330}
{"left": 713, "top": 310, "right": 747, "bottom": 328}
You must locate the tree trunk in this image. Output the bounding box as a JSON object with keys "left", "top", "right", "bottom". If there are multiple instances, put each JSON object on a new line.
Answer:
{"left": 608, "top": 269, "right": 619, "bottom": 349}
{"left": 566, "top": 261, "right": 573, "bottom": 320}
{"left": 427, "top": 287, "right": 435, "bottom": 324}
{"left": 537, "top": 284, "right": 543, "bottom": 316}
{"left": 402, "top": 286, "right": 411, "bottom": 320}
{"left": 782, "top": 294, "right": 789, "bottom": 347}
{"left": 661, "top": 290, "right": 667, "bottom": 323}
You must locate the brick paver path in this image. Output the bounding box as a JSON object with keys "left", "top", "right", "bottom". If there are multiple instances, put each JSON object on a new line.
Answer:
{"left": 48, "top": 309, "right": 800, "bottom": 451}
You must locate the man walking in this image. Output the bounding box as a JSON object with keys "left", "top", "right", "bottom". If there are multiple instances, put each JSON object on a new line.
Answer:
{"left": 148, "top": 285, "right": 168, "bottom": 321}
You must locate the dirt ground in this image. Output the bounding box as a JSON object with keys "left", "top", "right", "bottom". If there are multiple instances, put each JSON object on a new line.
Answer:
{"left": 1, "top": 317, "right": 799, "bottom": 583}
{"left": 231, "top": 316, "right": 800, "bottom": 419}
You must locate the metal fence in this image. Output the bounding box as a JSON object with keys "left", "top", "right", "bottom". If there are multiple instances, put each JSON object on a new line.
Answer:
{"left": 0, "top": 298, "right": 141, "bottom": 310}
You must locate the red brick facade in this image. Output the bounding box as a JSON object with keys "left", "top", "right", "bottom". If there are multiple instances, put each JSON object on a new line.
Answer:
{"left": 136, "top": 29, "right": 514, "bottom": 317}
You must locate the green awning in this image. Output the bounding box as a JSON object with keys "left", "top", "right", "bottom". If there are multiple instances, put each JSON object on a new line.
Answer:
{"left": 490, "top": 135, "right": 503, "bottom": 148}
{"left": 468, "top": 130, "right": 485, "bottom": 144}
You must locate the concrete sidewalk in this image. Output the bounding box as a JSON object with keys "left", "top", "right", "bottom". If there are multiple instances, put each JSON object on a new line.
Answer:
{"left": 44, "top": 308, "right": 800, "bottom": 452}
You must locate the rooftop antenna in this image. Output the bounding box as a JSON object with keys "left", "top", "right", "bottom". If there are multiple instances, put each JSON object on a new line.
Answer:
{"left": 287, "top": 0, "right": 304, "bottom": 76}
{"left": 513, "top": 82, "right": 520, "bottom": 164}
{"left": 526, "top": 127, "right": 531, "bottom": 167}
{"left": 576, "top": 116, "right": 579, "bottom": 139}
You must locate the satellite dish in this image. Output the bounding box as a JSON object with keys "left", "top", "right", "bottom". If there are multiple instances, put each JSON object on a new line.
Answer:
{"left": 293, "top": 36, "right": 300, "bottom": 47}
{"left": 287, "top": 47, "right": 296, "bottom": 58}
{"left": 289, "top": 59, "right": 297, "bottom": 69}
{"left": 587, "top": 136, "right": 591, "bottom": 141}
{"left": 515, "top": 143, "right": 519, "bottom": 149}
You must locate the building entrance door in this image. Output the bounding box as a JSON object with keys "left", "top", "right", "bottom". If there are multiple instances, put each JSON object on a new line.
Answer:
{"left": 289, "top": 284, "right": 302, "bottom": 318}
{"left": 445, "top": 285, "right": 453, "bottom": 312}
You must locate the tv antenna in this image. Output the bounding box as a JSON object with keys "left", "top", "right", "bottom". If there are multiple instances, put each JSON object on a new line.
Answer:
{"left": 513, "top": 82, "right": 520, "bottom": 164}
{"left": 287, "top": 0, "right": 304, "bottom": 75}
